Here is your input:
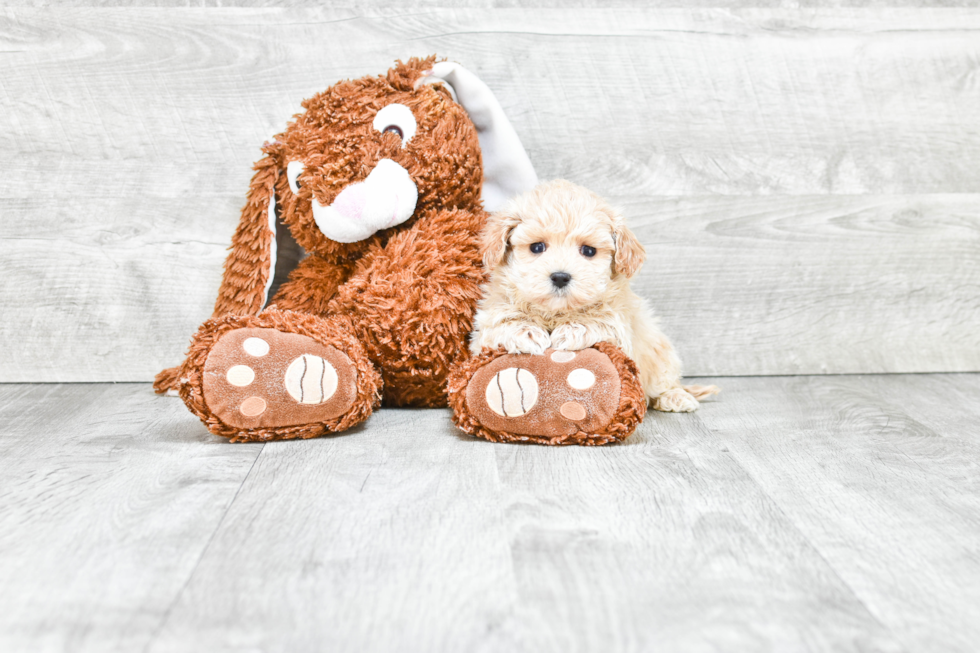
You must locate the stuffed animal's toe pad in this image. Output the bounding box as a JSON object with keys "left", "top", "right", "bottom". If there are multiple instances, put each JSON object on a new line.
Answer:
{"left": 202, "top": 328, "right": 358, "bottom": 429}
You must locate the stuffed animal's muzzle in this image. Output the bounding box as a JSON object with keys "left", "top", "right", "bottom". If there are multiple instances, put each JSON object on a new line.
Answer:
{"left": 311, "top": 158, "right": 418, "bottom": 243}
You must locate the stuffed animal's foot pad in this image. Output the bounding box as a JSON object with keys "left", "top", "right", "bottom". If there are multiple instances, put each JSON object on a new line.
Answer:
{"left": 202, "top": 327, "right": 358, "bottom": 429}
{"left": 467, "top": 348, "right": 622, "bottom": 440}
{"left": 450, "top": 343, "right": 647, "bottom": 445}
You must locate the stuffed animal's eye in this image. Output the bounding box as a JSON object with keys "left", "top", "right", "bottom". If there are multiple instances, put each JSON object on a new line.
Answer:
{"left": 287, "top": 161, "right": 305, "bottom": 194}
{"left": 373, "top": 103, "right": 417, "bottom": 147}
{"left": 530, "top": 242, "right": 546, "bottom": 254}
{"left": 580, "top": 245, "right": 597, "bottom": 258}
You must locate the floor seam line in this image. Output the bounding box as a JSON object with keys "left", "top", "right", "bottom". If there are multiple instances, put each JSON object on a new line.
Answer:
{"left": 3, "top": 371, "right": 979, "bottom": 387}
{"left": 141, "top": 441, "right": 266, "bottom": 653}
{"left": 717, "top": 440, "right": 907, "bottom": 649}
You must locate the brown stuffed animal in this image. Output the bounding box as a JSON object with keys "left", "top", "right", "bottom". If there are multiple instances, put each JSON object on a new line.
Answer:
{"left": 155, "top": 57, "right": 540, "bottom": 441}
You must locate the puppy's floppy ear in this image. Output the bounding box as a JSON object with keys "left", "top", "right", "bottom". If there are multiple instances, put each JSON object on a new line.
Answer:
{"left": 213, "top": 143, "right": 282, "bottom": 316}
{"left": 612, "top": 219, "right": 646, "bottom": 279}
{"left": 481, "top": 209, "right": 522, "bottom": 271}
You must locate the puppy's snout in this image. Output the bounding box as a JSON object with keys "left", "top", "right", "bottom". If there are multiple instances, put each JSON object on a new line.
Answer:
{"left": 550, "top": 271, "right": 572, "bottom": 289}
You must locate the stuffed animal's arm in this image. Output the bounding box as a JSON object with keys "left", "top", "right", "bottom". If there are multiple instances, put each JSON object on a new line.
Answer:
{"left": 267, "top": 255, "right": 358, "bottom": 315}
{"left": 325, "top": 207, "right": 487, "bottom": 322}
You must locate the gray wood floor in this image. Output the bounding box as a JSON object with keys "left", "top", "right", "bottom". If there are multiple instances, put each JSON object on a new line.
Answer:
{"left": 2, "top": 376, "right": 979, "bottom": 652}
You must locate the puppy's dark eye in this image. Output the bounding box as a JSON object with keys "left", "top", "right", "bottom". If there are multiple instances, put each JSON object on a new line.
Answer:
{"left": 383, "top": 125, "right": 404, "bottom": 139}
{"left": 580, "top": 245, "right": 597, "bottom": 258}
{"left": 530, "top": 242, "right": 546, "bottom": 254}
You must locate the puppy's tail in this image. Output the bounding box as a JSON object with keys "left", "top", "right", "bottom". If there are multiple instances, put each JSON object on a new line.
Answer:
{"left": 684, "top": 384, "right": 720, "bottom": 400}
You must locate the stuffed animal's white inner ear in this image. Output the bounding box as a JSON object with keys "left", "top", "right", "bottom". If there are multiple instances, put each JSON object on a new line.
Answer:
{"left": 287, "top": 161, "right": 304, "bottom": 194}
{"left": 414, "top": 76, "right": 458, "bottom": 103}
{"left": 418, "top": 61, "right": 538, "bottom": 211}
{"left": 262, "top": 191, "right": 277, "bottom": 309}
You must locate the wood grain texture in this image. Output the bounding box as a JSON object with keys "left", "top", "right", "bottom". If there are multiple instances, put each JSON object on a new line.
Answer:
{"left": 714, "top": 373, "right": 980, "bottom": 652}
{"left": 0, "top": 383, "right": 263, "bottom": 653}
{"left": 630, "top": 194, "right": 980, "bottom": 376}
{"left": 2, "top": 376, "right": 979, "bottom": 651}
{"left": 1, "top": 8, "right": 979, "bottom": 380}
{"left": 5, "top": 1, "right": 979, "bottom": 7}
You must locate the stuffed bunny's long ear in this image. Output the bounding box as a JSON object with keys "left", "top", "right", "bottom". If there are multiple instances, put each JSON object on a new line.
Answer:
{"left": 416, "top": 62, "right": 538, "bottom": 211}
{"left": 213, "top": 151, "right": 281, "bottom": 316}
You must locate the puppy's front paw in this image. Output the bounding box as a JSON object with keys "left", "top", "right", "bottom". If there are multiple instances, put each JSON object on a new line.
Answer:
{"left": 550, "top": 323, "right": 598, "bottom": 351}
{"left": 497, "top": 325, "right": 551, "bottom": 356}
{"left": 653, "top": 388, "right": 700, "bottom": 413}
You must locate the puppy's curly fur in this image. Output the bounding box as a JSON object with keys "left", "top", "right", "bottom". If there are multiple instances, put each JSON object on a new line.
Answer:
{"left": 470, "top": 179, "right": 718, "bottom": 412}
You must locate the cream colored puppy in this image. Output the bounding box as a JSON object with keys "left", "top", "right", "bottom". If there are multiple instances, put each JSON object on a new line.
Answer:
{"left": 470, "top": 179, "right": 718, "bottom": 412}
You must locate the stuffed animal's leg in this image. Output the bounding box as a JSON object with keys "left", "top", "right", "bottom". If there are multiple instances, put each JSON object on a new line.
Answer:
{"left": 447, "top": 342, "right": 647, "bottom": 446}
{"left": 153, "top": 366, "right": 181, "bottom": 394}
{"left": 153, "top": 256, "right": 360, "bottom": 398}
{"left": 176, "top": 310, "right": 382, "bottom": 442}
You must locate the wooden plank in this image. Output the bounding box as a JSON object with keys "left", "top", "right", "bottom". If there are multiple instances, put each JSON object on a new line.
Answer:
{"left": 480, "top": 416, "right": 903, "bottom": 652}
{"left": 715, "top": 374, "right": 980, "bottom": 653}
{"left": 2, "top": 193, "right": 976, "bottom": 381}
{"left": 2, "top": 8, "right": 980, "bottom": 380}
{"left": 6, "top": 1, "right": 968, "bottom": 8}
{"left": 3, "top": 375, "right": 980, "bottom": 650}
{"left": 3, "top": 8, "right": 979, "bottom": 195}
{"left": 629, "top": 194, "right": 980, "bottom": 376}
{"left": 0, "top": 195, "right": 233, "bottom": 382}
{"left": 147, "top": 407, "right": 518, "bottom": 652}
{"left": 0, "top": 384, "right": 262, "bottom": 653}
{"left": 147, "top": 392, "right": 902, "bottom": 653}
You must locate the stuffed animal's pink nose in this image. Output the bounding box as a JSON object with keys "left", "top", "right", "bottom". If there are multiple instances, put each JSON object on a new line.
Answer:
{"left": 311, "top": 158, "right": 418, "bottom": 243}
{"left": 329, "top": 183, "right": 368, "bottom": 224}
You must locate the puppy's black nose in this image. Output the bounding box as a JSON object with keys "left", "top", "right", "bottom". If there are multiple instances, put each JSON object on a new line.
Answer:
{"left": 550, "top": 271, "right": 572, "bottom": 289}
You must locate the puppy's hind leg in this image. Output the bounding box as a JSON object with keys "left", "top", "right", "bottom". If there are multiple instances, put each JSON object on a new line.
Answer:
{"left": 655, "top": 385, "right": 720, "bottom": 412}
{"left": 681, "top": 384, "right": 721, "bottom": 401}
{"left": 631, "top": 314, "right": 718, "bottom": 412}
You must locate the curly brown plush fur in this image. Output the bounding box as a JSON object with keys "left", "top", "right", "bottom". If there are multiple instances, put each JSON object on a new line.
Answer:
{"left": 157, "top": 56, "right": 490, "bottom": 439}
{"left": 448, "top": 342, "right": 647, "bottom": 446}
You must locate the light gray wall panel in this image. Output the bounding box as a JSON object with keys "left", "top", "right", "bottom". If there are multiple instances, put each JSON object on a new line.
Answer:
{"left": 628, "top": 194, "right": 980, "bottom": 376}
{"left": 5, "top": 1, "right": 980, "bottom": 7}
{"left": 1, "top": 8, "right": 978, "bottom": 380}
